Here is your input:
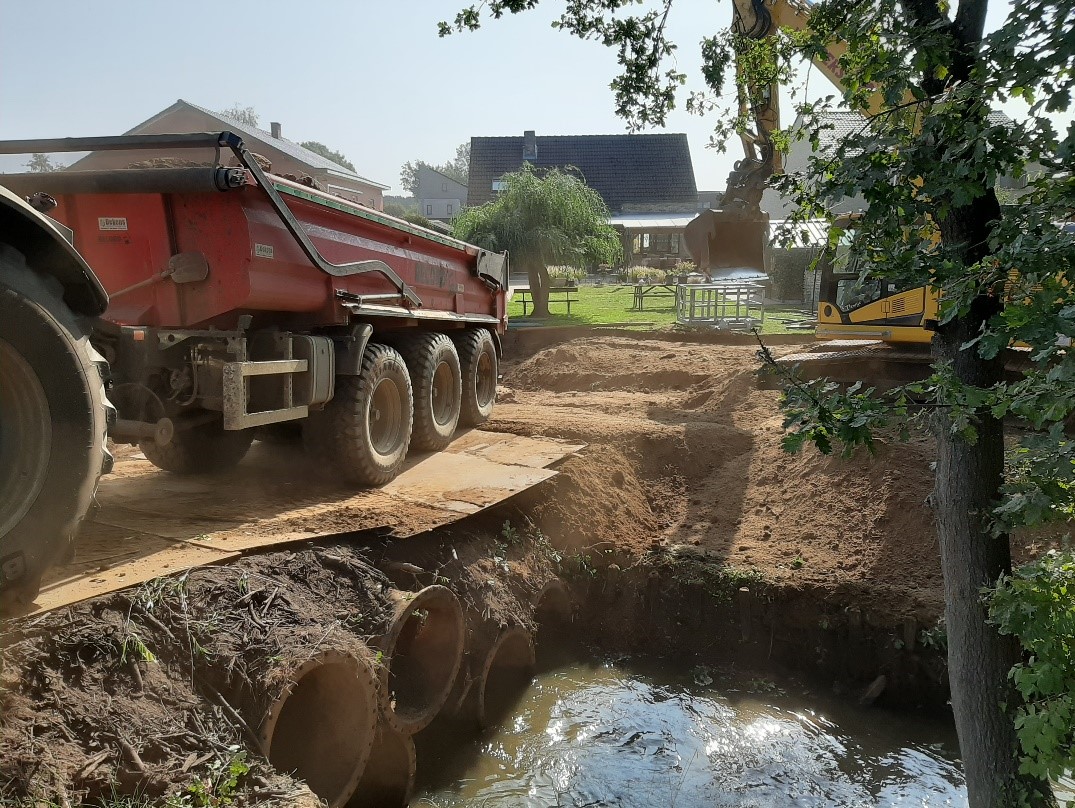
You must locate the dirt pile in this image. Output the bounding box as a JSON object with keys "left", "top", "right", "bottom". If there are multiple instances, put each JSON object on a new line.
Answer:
{"left": 494, "top": 335, "right": 942, "bottom": 618}
{"left": 0, "top": 329, "right": 1015, "bottom": 803}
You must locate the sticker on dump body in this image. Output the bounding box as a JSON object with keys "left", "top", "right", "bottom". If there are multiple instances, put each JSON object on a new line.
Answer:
{"left": 98, "top": 217, "right": 128, "bottom": 231}
{"left": 254, "top": 243, "right": 274, "bottom": 259}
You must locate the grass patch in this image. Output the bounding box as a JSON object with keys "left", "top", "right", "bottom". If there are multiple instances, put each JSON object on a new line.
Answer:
{"left": 507, "top": 285, "right": 814, "bottom": 334}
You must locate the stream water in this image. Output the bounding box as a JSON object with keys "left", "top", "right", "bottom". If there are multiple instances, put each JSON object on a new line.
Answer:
{"left": 415, "top": 657, "right": 968, "bottom": 807}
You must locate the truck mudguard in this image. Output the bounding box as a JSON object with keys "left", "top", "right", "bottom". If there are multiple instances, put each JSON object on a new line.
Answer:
{"left": 0, "top": 184, "right": 108, "bottom": 316}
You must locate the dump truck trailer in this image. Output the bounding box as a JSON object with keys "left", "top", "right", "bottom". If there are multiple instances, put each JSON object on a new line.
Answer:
{"left": 0, "top": 132, "right": 511, "bottom": 606}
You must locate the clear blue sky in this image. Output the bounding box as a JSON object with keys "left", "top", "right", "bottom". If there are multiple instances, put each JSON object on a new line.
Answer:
{"left": 0, "top": 0, "right": 1058, "bottom": 194}
{"left": 0, "top": 1, "right": 740, "bottom": 193}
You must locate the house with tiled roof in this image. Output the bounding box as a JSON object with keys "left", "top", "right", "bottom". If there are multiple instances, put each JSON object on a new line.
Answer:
{"left": 468, "top": 130, "right": 700, "bottom": 267}
{"left": 71, "top": 99, "right": 389, "bottom": 210}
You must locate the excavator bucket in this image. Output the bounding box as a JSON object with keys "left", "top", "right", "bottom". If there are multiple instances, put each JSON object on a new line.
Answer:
{"left": 684, "top": 209, "right": 769, "bottom": 281}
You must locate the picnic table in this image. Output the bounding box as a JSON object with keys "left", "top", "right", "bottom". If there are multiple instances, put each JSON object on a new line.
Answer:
{"left": 514, "top": 286, "right": 578, "bottom": 316}
{"left": 632, "top": 282, "right": 678, "bottom": 311}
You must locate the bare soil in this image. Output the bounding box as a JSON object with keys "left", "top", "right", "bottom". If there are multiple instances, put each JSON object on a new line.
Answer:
{"left": 496, "top": 334, "right": 945, "bottom": 619}
{"left": 3, "top": 328, "right": 1055, "bottom": 805}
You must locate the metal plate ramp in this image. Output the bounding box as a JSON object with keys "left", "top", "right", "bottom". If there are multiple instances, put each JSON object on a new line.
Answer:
{"left": 28, "top": 431, "right": 583, "bottom": 616}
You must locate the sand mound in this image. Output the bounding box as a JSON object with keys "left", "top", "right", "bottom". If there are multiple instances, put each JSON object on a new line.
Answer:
{"left": 498, "top": 335, "right": 940, "bottom": 617}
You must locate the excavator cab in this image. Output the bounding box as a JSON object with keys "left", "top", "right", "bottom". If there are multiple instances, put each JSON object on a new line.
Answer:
{"left": 815, "top": 215, "right": 938, "bottom": 343}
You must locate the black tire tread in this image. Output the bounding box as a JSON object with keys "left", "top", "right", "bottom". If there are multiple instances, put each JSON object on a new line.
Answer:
{"left": 397, "top": 332, "right": 461, "bottom": 452}
{"left": 303, "top": 343, "right": 413, "bottom": 486}
{"left": 0, "top": 247, "right": 112, "bottom": 607}
{"left": 454, "top": 328, "right": 497, "bottom": 427}
{"left": 140, "top": 420, "right": 253, "bottom": 474}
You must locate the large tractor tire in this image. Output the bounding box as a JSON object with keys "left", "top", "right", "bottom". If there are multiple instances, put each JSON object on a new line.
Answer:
{"left": 454, "top": 328, "right": 498, "bottom": 427}
{"left": 0, "top": 247, "right": 113, "bottom": 608}
{"left": 140, "top": 418, "right": 254, "bottom": 475}
{"left": 398, "top": 332, "right": 461, "bottom": 452}
{"left": 304, "top": 343, "right": 413, "bottom": 486}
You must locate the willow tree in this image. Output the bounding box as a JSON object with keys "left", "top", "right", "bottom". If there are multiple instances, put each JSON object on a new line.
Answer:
{"left": 453, "top": 165, "right": 622, "bottom": 317}
{"left": 443, "top": 1, "right": 1075, "bottom": 805}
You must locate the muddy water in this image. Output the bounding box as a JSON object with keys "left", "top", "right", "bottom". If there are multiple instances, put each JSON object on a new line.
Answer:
{"left": 416, "top": 659, "right": 966, "bottom": 807}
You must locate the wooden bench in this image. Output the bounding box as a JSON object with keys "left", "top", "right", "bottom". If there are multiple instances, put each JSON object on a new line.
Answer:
{"left": 515, "top": 286, "right": 578, "bottom": 316}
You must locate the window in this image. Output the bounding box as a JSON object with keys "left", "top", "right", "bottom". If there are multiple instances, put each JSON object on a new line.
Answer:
{"left": 426, "top": 205, "right": 433, "bottom": 215}
{"left": 442, "top": 182, "right": 448, "bottom": 192}
{"left": 447, "top": 203, "right": 453, "bottom": 215}
{"left": 491, "top": 180, "right": 506, "bottom": 192}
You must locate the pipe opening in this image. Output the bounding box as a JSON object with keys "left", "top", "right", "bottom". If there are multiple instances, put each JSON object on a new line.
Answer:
{"left": 383, "top": 586, "right": 464, "bottom": 733}
{"left": 534, "top": 579, "right": 574, "bottom": 669}
{"left": 346, "top": 724, "right": 416, "bottom": 808}
{"left": 534, "top": 579, "right": 572, "bottom": 626}
{"left": 261, "top": 651, "right": 377, "bottom": 807}
{"left": 479, "top": 627, "right": 535, "bottom": 727}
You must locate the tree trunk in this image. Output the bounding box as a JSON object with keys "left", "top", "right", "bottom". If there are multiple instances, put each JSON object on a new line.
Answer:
{"left": 934, "top": 320, "right": 1025, "bottom": 806}
{"left": 526, "top": 261, "right": 552, "bottom": 318}
{"left": 932, "top": 214, "right": 1056, "bottom": 807}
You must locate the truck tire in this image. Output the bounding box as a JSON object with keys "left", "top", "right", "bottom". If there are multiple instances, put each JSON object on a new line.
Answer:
{"left": 304, "top": 343, "right": 413, "bottom": 486}
{"left": 140, "top": 419, "right": 253, "bottom": 474}
{"left": 254, "top": 422, "right": 303, "bottom": 445}
{"left": 0, "top": 249, "right": 112, "bottom": 608}
{"left": 455, "top": 328, "right": 497, "bottom": 427}
{"left": 398, "top": 332, "right": 461, "bottom": 452}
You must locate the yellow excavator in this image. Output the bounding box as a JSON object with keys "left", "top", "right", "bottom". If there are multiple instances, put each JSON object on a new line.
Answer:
{"left": 685, "top": 0, "right": 938, "bottom": 346}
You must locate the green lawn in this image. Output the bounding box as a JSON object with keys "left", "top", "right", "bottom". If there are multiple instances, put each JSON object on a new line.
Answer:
{"left": 507, "top": 284, "right": 815, "bottom": 334}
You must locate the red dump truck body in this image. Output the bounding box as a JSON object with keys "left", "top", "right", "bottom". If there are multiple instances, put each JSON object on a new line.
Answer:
{"left": 36, "top": 173, "right": 504, "bottom": 331}
{"left": 0, "top": 132, "right": 508, "bottom": 472}
{"left": 0, "top": 132, "right": 518, "bottom": 605}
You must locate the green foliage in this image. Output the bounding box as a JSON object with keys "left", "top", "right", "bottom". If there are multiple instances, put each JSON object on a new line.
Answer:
{"left": 443, "top": 0, "right": 1075, "bottom": 800}
{"left": 399, "top": 143, "right": 469, "bottom": 194}
{"left": 121, "top": 633, "right": 157, "bottom": 665}
{"left": 778, "top": 376, "right": 900, "bottom": 457}
{"left": 506, "top": 285, "right": 811, "bottom": 331}
{"left": 453, "top": 165, "right": 622, "bottom": 272}
{"left": 217, "top": 104, "right": 259, "bottom": 128}
{"left": 920, "top": 617, "right": 949, "bottom": 651}
{"left": 24, "top": 153, "right": 62, "bottom": 173}
{"left": 440, "top": 5, "right": 684, "bottom": 128}
{"left": 501, "top": 519, "right": 520, "bottom": 545}
{"left": 168, "top": 749, "right": 250, "bottom": 808}
{"left": 769, "top": 247, "right": 817, "bottom": 301}
{"left": 299, "top": 140, "right": 356, "bottom": 172}
{"left": 990, "top": 550, "right": 1075, "bottom": 782}
{"left": 627, "top": 265, "right": 667, "bottom": 282}
{"left": 399, "top": 209, "right": 436, "bottom": 229}
{"left": 546, "top": 265, "right": 586, "bottom": 281}
{"left": 384, "top": 202, "right": 410, "bottom": 219}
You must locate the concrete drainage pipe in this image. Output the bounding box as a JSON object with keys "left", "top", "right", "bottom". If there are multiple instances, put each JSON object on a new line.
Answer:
{"left": 474, "top": 626, "right": 535, "bottom": 728}
{"left": 258, "top": 649, "right": 379, "bottom": 808}
{"left": 376, "top": 585, "right": 464, "bottom": 735}
{"left": 346, "top": 722, "right": 416, "bottom": 808}
{"left": 533, "top": 578, "right": 573, "bottom": 624}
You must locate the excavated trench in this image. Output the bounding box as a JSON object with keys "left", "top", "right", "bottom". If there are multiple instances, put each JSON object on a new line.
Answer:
{"left": 5, "top": 330, "right": 1059, "bottom": 806}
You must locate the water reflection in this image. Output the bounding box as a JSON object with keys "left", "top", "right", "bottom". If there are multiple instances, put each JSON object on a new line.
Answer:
{"left": 415, "top": 659, "right": 967, "bottom": 807}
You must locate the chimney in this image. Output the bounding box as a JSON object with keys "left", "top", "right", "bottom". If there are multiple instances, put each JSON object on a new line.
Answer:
{"left": 270, "top": 122, "right": 282, "bottom": 139}
{"left": 523, "top": 130, "right": 537, "bottom": 162}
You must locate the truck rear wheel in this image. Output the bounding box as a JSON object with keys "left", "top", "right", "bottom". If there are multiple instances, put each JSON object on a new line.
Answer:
{"left": 304, "top": 343, "right": 413, "bottom": 486}
{"left": 139, "top": 419, "right": 254, "bottom": 475}
{"left": 399, "top": 333, "right": 461, "bottom": 452}
{"left": 0, "top": 250, "right": 112, "bottom": 607}
{"left": 455, "top": 329, "right": 497, "bottom": 427}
